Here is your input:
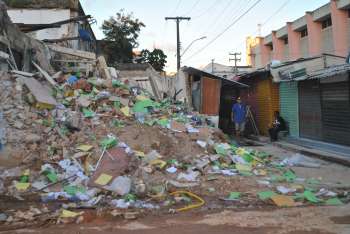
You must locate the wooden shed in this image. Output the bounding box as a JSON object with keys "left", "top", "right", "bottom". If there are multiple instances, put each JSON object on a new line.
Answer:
{"left": 178, "top": 67, "right": 248, "bottom": 133}
{"left": 238, "top": 69, "right": 280, "bottom": 135}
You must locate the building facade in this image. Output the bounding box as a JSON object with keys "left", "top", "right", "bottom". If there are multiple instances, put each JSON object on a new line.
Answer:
{"left": 247, "top": 0, "right": 350, "bottom": 68}
{"left": 5, "top": 0, "right": 96, "bottom": 52}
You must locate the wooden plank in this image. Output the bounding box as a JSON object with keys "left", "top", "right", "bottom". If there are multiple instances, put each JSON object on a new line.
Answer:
{"left": 10, "top": 70, "right": 34, "bottom": 77}
{"left": 32, "top": 61, "right": 58, "bottom": 87}
{"left": 0, "top": 36, "right": 9, "bottom": 46}
{"left": 48, "top": 44, "right": 96, "bottom": 60}
{"left": 0, "top": 51, "right": 9, "bottom": 60}
{"left": 201, "top": 77, "right": 221, "bottom": 115}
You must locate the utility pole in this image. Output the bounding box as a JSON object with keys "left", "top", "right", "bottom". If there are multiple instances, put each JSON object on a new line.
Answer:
{"left": 165, "top": 16, "right": 191, "bottom": 71}
{"left": 229, "top": 52, "right": 241, "bottom": 75}
{"left": 211, "top": 59, "right": 215, "bottom": 73}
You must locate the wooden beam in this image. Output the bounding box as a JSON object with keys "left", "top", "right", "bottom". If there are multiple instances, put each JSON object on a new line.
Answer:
{"left": 48, "top": 44, "right": 96, "bottom": 60}
{"left": 0, "top": 51, "right": 9, "bottom": 60}
{"left": 32, "top": 61, "right": 58, "bottom": 87}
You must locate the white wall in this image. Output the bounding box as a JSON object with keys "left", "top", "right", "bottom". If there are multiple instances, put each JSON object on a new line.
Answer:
{"left": 8, "top": 9, "right": 72, "bottom": 41}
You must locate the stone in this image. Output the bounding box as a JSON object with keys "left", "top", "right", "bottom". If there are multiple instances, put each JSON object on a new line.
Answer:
{"left": 25, "top": 134, "right": 42, "bottom": 143}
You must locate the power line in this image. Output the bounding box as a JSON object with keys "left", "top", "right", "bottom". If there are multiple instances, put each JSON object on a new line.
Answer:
{"left": 191, "top": 0, "right": 222, "bottom": 19}
{"left": 170, "top": 0, "right": 182, "bottom": 16}
{"left": 201, "top": 0, "right": 251, "bottom": 37}
{"left": 183, "top": 0, "right": 262, "bottom": 62}
{"left": 231, "top": 0, "right": 292, "bottom": 51}
{"left": 262, "top": 0, "right": 291, "bottom": 26}
{"left": 181, "top": 0, "right": 200, "bottom": 16}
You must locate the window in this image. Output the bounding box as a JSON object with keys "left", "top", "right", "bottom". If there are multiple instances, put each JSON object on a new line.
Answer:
{"left": 300, "top": 28, "right": 308, "bottom": 38}
{"left": 321, "top": 17, "right": 332, "bottom": 29}
{"left": 284, "top": 37, "right": 288, "bottom": 45}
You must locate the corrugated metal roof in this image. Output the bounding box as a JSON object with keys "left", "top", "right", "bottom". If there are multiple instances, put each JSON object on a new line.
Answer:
{"left": 307, "top": 64, "right": 350, "bottom": 80}
{"left": 182, "top": 66, "right": 249, "bottom": 88}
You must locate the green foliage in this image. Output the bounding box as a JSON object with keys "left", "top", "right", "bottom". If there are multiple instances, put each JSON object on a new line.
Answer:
{"left": 101, "top": 9, "right": 145, "bottom": 66}
{"left": 139, "top": 49, "right": 167, "bottom": 71}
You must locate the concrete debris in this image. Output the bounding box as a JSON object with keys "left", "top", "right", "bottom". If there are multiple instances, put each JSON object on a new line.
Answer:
{"left": 0, "top": 0, "right": 349, "bottom": 230}
{"left": 20, "top": 77, "right": 58, "bottom": 108}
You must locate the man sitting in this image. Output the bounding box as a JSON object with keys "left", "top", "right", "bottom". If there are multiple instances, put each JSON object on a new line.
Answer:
{"left": 268, "top": 111, "right": 286, "bottom": 142}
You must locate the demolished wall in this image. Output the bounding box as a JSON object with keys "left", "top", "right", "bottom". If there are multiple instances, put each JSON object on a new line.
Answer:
{"left": 3, "top": 0, "right": 79, "bottom": 10}
{"left": 0, "top": 0, "right": 53, "bottom": 72}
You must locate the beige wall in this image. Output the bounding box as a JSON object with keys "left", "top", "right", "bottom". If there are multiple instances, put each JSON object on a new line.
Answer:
{"left": 254, "top": 46, "right": 262, "bottom": 68}
{"left": 321, "top": 27, "right": 334, "bottom": 54}
{"left": 300, "top": 37, "right": 309, "bottom": 58}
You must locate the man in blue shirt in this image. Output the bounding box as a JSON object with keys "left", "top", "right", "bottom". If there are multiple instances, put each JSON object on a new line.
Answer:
{"left": 231, "top": 97, "right": 247, "bottom": 137}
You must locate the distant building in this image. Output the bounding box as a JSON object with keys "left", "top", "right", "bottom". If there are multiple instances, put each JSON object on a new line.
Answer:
{"left": 202, "top": 62, "right": 252, "bottom": 79}
{"left": 5, "top": 0, "right": 96, "bottom": 52}
{"left": 247, "top": 0, "right": 350, "bottom": 68}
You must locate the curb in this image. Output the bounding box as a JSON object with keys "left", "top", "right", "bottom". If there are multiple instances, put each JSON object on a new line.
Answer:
{"left": 273, "top": 142, "right": 350, "bottom": 167}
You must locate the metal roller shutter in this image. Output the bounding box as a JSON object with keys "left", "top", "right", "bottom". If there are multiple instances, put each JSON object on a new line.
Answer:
{"left": 279, "top": 82, "right": 299, "bottom": 137}
{"left": 321, "top": 81, "right": 350, "bottom": 146}
{"left": 299, "top": 80, "right": 323, "bottom": 140}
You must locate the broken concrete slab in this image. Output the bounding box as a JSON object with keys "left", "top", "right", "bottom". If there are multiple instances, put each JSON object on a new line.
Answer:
{"left": 19, "top": 77, "right": 58, "bottom": 108}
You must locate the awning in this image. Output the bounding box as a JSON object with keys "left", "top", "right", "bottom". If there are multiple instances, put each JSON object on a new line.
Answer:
{"left": 182, "top": 66, "right": 249, "bottom": 88}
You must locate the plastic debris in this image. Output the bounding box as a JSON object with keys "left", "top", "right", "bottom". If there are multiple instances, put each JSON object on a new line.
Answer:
{"left": 271, "top": 195, "right": 296, "bottom": 207}
{"left": 258, "top": 191, "right": 277, "bottom": 200}
{"left": 196, "top": 140, "right": 207, "bottom": 148}
{"left": 104, "top": 176, "right": 131, "bottom": 196}
{"left": 94, "top": 173, "right": 113, "bottom": 186}
{"left": 170, "top": 191, "right": 205, "bottom": 212}
{"left": 281, "top": 153, "right": 321, "bottom": 168}
{"left": 228, "top": 192, "right": 241, "bottom": 200}
{"left": 166, "top": 166, "right": 178, "bottom": 174}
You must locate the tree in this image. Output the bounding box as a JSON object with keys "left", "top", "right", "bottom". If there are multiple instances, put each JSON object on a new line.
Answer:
{"left": 140, "top": 49, "right": 167, "bottom": 71}
{"left": 101, "top": 9, "right": 145, "bottom": 65}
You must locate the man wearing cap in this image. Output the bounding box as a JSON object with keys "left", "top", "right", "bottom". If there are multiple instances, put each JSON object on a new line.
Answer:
{"left": 231, "top": 97, "right": 247, "bottom": 137}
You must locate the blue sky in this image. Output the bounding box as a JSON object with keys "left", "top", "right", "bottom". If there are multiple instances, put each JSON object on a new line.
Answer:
{"left": 80, "top": 0, "right": 330, "bottom": 72}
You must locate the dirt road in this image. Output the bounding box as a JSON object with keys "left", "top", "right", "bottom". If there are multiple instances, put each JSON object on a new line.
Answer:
{"left": 2, "top": 203, "right": 350, "bottom": 234}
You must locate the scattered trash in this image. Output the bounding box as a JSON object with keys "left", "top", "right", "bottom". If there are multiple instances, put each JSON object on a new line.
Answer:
{"left": 104, "top": 176, "right": 131, "bottom": 196}
{"left": 276, "top": 185, "right": 297, "bottom": 195}
{"left": 196, "top": 140, "right": 207, "bottom": 148}
{"left": 258, "top": 191, "right": 277, "bottom": 200}
{"left": 170, "top": 191, "right": 205, "bottom": 212}
{"left": 166, "top": 166, "right": 178, "bottom": 174}
{"left": 271, "top": 195, "right": 296, "bottom": 207}
{"left": 281, "top": 153, "right": 321, "bottom": 168}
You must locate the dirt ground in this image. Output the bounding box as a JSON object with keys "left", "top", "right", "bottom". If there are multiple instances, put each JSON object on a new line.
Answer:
{"left": 1, "top": 143, "right": 350, "bottom": 234}
{"left": 1, "top": 203, "right": 350, "bottom": 234}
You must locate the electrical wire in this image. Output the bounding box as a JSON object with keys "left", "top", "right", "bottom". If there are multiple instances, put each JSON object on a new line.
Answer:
{"left": 231, "top": 0, "right": 292, "bottom": 51}
{"left": 191, "top": 0, "right": 222, "bottom": 19}
{"left": 201, "top": 0, "right": 251, "bottom": 37}
{"left": 181, "top": 0, "right": 200, "bottom": 17}
{"left": 183, "top": 0, "right": 263, "bottom": 62}
{"left": 170, "top": 0, "right": 182, "bottom": 16}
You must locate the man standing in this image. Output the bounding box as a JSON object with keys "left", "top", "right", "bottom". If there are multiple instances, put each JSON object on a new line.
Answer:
{"left": 231, "top": 97, "right": 247, "bottom": 137}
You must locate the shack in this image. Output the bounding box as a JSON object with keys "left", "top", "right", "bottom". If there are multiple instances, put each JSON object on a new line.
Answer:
{"left": 176, "top": 66, "right": 248, "bottom": 134}
{"left": 237, "top": 69, "right": 279, "bottom": 135}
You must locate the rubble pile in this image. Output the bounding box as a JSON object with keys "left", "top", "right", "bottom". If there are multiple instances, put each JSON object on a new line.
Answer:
{"left": 0, "top": 63, "right": 349, "bottom": 229}
{"left": 0, "top": 1, "right": 349, "bottom": 229}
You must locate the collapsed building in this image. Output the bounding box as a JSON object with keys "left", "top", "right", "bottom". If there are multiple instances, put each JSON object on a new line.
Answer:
{"left": 0, "top": 0, "right": 349, "bottom": 230}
